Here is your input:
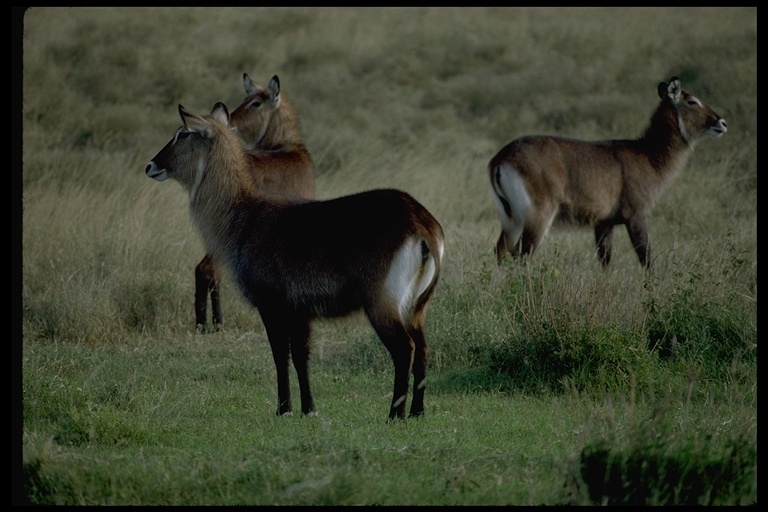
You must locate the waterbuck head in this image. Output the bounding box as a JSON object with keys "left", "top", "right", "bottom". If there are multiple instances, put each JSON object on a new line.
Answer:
{"left": 146, "top": 102, "right": 249, "bottom": 203}
{"left": 229, "top": 74, "right": 303, "bottom": 151}
{"left": 657, "top": 77, "right": 727, "bottom": 143}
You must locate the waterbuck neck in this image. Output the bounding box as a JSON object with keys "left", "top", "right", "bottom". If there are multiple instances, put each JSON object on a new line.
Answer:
{"left": 258, "top": 101, "right": 304, "bottom": 151}
{"left": 638, "top": 100, "right": 694, "bottom": 178}
{"left": 189, "top": 122, "right": 256, "bottom": 259}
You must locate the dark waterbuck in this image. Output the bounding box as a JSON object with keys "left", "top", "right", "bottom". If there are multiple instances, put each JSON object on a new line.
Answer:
{"left": 146, "top": 102, "right": 445, "bottom": 421}
{"left": 489, "top": 76, "right": 727, "bottom": 269}
{"left": 195, "top": 74, "right": 315, "bottom": 332}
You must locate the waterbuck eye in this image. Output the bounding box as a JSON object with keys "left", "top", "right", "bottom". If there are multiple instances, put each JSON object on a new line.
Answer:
{"left": 173, "top": 130, "right": 192, "bottom": 145}
{"left": 249, "top": 101, "right": 262, "bottom": 109}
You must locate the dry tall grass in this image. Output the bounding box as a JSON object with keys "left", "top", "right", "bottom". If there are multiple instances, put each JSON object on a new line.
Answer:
{"left": 21, "top": 7, "right": 755, "bottom": 344}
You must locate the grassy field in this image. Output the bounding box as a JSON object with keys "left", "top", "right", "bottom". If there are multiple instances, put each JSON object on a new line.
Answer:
{"left": 18, "top": 7, "right": 756, "bottom": 505}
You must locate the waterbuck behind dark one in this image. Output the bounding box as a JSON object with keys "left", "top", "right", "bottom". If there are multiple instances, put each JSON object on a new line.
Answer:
{"left": 194, "top": 74, "right": 315, "bottom": 333}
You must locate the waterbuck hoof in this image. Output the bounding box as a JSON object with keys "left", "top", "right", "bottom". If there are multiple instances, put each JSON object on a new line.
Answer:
{"left": 196, "top": 322, "right": 221, "bottom": 334}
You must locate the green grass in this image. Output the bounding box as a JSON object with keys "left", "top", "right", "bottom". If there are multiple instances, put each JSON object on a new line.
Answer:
{"left": 19, "top": 6, "right": 756, "bottom": 505}
{"left": 22, "top": 330, "right": 755, "bottom": 505}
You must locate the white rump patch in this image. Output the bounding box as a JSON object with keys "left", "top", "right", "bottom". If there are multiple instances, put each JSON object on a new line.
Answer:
{"left": 384, "top": 238, "right": 437, "bottom": 323}
{"left": 492, "top": 163, "right": 531, "bottom": 245}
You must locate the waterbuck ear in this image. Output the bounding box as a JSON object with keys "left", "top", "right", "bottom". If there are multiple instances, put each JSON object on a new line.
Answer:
{"left": 243, "top": 73, "right": 260, "bottom": 96}
{"left": 210, "top": 102, "right": 230, "bottom": 126}
{"left": 178, "top": 104, "right": 212, "bottom": 136}
{"left": 659, "top": 76, "right": 682, "bottom": 102}
{"left": 178, "top": 104, "right": 188, "bottom": 123}
{"left": 268, "top": 75, "right": 281, "bottom": 106}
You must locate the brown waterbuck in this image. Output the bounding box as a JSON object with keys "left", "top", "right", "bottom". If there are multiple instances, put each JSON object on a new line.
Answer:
{"left": 146, "top": 102, "right": 445, "bottom": 421}
{"left": 489, "top": 76, "right": 727, "bottom": 269}
{"left": 195, "top": 74, "right": 315, "bottom": 332}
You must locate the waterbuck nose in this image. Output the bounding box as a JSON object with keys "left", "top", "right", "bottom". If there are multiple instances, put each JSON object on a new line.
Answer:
{"left": 145, "top": 161, "right": 168, "bottom": 181}
{"left": 712, "top": 118, "right": 727, "bottom": 136}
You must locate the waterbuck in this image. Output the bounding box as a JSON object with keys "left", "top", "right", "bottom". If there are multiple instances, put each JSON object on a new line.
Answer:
{"left": 146, "top": 102, "right": 445, "bottom": 421}
{"left": 194, "top": 74, "right": 315, "bottom": 332}
{"left": 489, "top": 76, "right": 727, "bottom": 269}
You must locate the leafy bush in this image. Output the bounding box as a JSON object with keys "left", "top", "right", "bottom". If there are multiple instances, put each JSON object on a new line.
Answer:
{"left": 574, "top": 435, "right": 756, "bottom": 505}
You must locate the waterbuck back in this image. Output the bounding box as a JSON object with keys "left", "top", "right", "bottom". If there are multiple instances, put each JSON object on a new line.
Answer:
{"left": 194, "top": 74, "right": 315, "bottom": 332}
{"left": 489, "top": 76, "right": 727, "bottom": 269}
{"left": 146, "top": 102, "right": 445, "bottom": 421}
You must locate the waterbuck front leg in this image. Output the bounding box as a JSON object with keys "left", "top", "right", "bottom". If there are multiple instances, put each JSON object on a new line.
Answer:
{"left": 626, "top": 217, "right": 652, "bottom": 270}
{"left": 260, "top": 309, "right": 295, "bottom": 416}
{"left": 594, "top": 221, "right": 615, "bottom": 267}
{"left": 194, "top": 253, "right": 221, "bottom": 332}
{"left": 287, "top": 316, "right": 316, "bottom": 416}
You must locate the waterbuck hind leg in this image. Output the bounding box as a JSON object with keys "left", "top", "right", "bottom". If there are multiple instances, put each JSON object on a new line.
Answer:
{"left": 594, "top": 222, "right": 615, "bottom": 267}
{"left": 370, "top": 318, "right": 416, "bottom": 421}
{"left": 194, "top": 253, "right": 218, "bottom": 332}
{"left": 406, "top": 322, "right": 429, "bottom": 418}
{"left": 519, "top": 229, "right": 539, "bottom": 259}
{"left": 495, "top": 231, "right": 508, "bottom": 263}
{"left": 497, "top": 230, "right": 525, "bottom": 264}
